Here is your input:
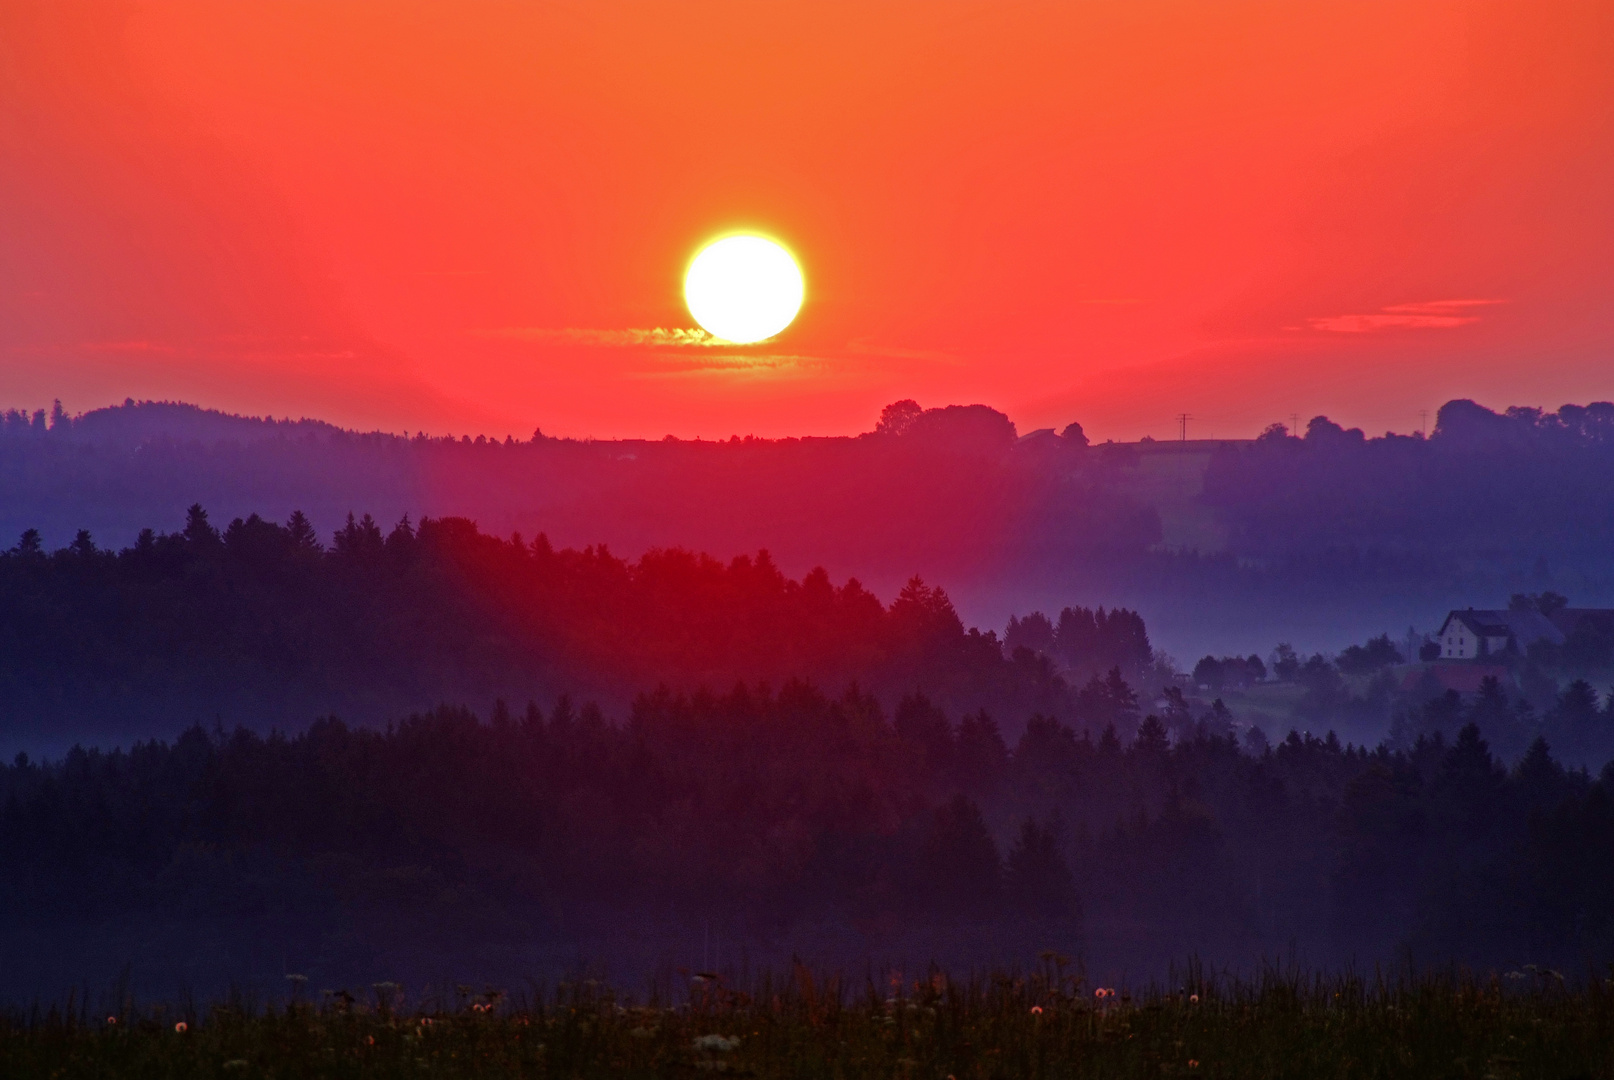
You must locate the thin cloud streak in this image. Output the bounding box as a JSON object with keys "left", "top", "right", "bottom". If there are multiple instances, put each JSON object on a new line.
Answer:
{"left": 1307, "top": 299, "right": 1506, "bottom": 334}
{"left": 477, "top": 327, "right": 725, "bottom": 347}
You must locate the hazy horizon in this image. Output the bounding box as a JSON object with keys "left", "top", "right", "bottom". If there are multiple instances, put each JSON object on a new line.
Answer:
{"left": 5, "top": 3, "right": 1612, "bottom": 442}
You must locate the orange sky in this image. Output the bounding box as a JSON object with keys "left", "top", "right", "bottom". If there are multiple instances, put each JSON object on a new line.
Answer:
{"left": 3, "top": 1, "right": 1612, "bottom": 440}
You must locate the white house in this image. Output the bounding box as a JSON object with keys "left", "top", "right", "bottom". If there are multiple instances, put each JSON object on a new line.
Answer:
{"left": 1435, "top": 609, "right": 1562, "bottom": 660}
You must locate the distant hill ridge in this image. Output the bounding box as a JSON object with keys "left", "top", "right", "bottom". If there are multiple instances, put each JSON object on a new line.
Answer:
{"left": 10, "top": 395, "right": 1611, "bottom": 451}
{"left": 1, "top": 399, "right": 355, "bottom": 447}
{"left": 2, "top": 395, "right": 1613, "bottom": 667}
{"left": 3, "top": 397, "right": 1037, "bottom": 449}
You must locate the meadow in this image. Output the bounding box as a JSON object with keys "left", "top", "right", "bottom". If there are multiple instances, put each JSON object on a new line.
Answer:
{"left": 2, "top": 963, "right": 1610, "bottom": 1079}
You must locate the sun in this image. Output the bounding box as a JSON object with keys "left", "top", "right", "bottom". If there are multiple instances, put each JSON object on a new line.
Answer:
{"left": 684, "top": 235, "right": 804, "bottom": 344}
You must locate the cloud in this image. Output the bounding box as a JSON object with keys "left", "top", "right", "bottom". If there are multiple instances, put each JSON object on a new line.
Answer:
{"left": 1306, "top": 299, "right": 1505, "bottom": 333}
{"left": 477, "top": 327, "right": 725, "bottom": 347}
{"left": 471, "top": 326, "right": 834, "bottom": 379}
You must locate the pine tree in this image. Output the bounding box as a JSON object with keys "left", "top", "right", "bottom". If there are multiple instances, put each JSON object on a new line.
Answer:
{"left": 1005, "top": 817, "right": 1079, "bottom": 920}
{"left": 182, "top": 504, "right": 220, "bottom": 549}
{"left": 919, "top": 794, "right": 1001, "bottom": 918}
{"left": 286, "top": 510, "right": 321, "bottom": 555}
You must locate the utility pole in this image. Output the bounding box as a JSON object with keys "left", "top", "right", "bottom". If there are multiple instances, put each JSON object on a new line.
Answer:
{"left": 1288, "top": 413, "right": 1299, "bottom": 438}
{"left": 1176, "top": 413, "right": 1193, "bottom": 442}
{"left": 1419, "top": 409, "right": 1429, "bottom": 437}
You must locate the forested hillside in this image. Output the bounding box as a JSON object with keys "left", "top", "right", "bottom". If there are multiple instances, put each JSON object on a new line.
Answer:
{"left": 3, "top": 685, "right": 1609, "bottom": 999}
{"left": 0, "top": 505, "right": 1141, "bottom": 749}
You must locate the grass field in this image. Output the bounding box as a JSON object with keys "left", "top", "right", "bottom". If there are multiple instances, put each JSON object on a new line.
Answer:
{"left": 2, "top": 962, "right": 1610, "bottom": 1079}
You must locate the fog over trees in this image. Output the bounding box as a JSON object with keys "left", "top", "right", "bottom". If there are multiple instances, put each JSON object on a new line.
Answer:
{"left": 4, "top": 395, "right": 1614, "bottom": 999}
{"left": 3, "top": 682, "right": 1610, "bottom": 1000}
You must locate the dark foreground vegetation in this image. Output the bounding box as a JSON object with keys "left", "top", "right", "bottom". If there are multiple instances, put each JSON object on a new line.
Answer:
{"left": 2, "top": 967, "right": 1611, "bottom": 1079}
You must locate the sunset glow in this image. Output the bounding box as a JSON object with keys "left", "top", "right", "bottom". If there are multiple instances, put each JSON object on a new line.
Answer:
{"left": 1, "top": 2, "right": 1611, "bottom": 439}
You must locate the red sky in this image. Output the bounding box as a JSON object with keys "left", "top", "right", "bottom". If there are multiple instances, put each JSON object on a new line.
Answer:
{"left": 3, "top": 1, "right": 1612, "bottom": 441}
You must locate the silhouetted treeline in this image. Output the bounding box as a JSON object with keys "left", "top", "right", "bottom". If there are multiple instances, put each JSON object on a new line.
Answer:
{"left": 1002, "top": 606, "right": 1152, "bottom": 685}
{"left": 0, "top": 506, "right": 1072, "bottom": 748}
{"left": 1391, "top": 674, "right": 1614, "bottom": 768}
{"left": 9, "top": 395, "right": 1614, "bottom": 665}
{"left": 0, "top": 398, "right": 1155, "bottom": 600}
{"left": 1204, "top": 399, "right": 1614, "bottom": 574}
{"left": 2, "top": 683, "right": 1610, "bottom": 997}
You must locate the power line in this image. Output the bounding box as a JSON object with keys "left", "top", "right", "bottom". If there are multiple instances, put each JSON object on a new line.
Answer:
{"left": 1176, "top": 413, "right": 1193, "bottom": 441}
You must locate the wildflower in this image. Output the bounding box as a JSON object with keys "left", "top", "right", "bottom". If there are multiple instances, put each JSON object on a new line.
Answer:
{"left": 1030, "top": 1006, "right": 1044, "bottom": 1015}
{"left": 174, "top": 1022, "right": 188, "bottom": 1033}
{"left": 421, "top": 1017, "right": 433, "bottom": 1027}
{"left": 1189, "top": 994, "right": 1199, "bottom": 1003}
{"left": 1095, "top": 988, "right": 1105, "bottom": 999}
{"left": 106, "top": 1016, "right": 117, "bottom": 1025}
{"left": 365, "top": 1035, "right": 375, "bottom": 1046}
{"left": 1189, "top": 1060, "right": 1200, "bottom": 1068}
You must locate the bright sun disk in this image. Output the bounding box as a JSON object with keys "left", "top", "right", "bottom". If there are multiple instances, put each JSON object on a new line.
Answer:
{"left": 684, "top": 235, "right": 804, "bottom": 344}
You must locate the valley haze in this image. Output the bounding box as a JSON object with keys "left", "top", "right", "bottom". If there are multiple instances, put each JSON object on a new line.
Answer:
{"left": 8, "top": 396, "right": 1608, "bottom": 667}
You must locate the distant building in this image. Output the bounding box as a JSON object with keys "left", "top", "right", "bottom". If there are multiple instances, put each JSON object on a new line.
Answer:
{"left": 1435, "top": 606, "right": 1614, "bottom": 660}
{"left": 1435, "top": 609, "right": 1561, "bottom": 659}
